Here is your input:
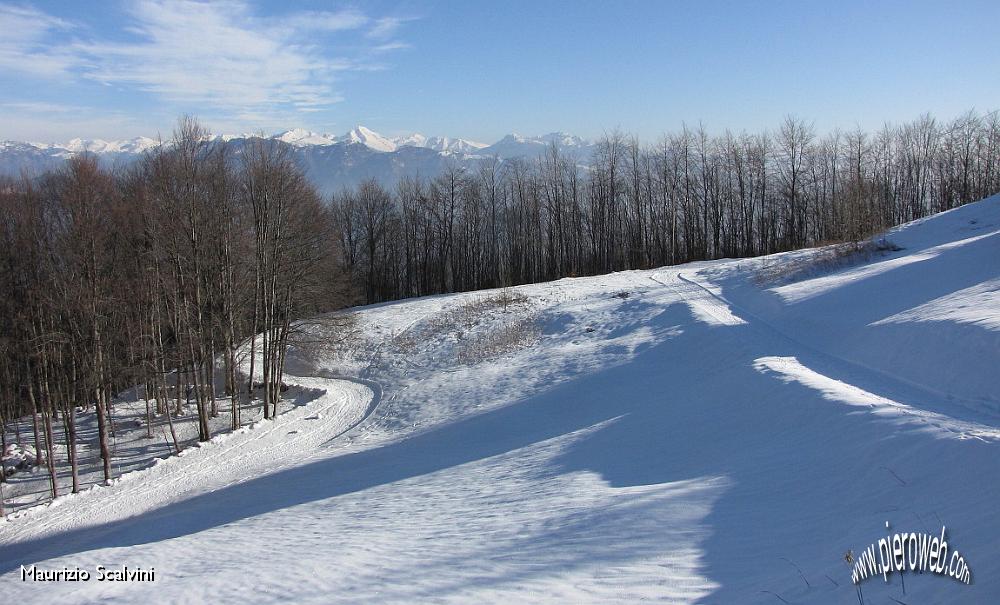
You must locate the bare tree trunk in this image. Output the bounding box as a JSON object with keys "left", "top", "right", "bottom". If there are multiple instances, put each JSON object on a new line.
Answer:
{"left": 67, "top": 403, "right": 80, "bottom": 493}
{"left": 139, "top": 382, "right": 151, "bottom": 439}
{"left": 93, "top": 384, "right": 112, "bottom": 485}
{"left": 27, "top": 377, "right": 43, "bottom": 467}
{"left": 156, "top": 319, "right": 180, "bottom": 455}
{"left": 207, "top": 338, "right": 217, "bottom": 418}
{"left": 42, "top": 400, "right": 58, "bottom": 498}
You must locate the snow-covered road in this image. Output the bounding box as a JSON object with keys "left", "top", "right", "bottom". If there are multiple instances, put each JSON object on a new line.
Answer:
{"left": 0, "top": 375, "right": 374, "bottom": 563}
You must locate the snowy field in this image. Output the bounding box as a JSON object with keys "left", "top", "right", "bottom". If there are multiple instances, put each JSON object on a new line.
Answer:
{"left": 2, "top": 195, "right": 999, "bottom": 603}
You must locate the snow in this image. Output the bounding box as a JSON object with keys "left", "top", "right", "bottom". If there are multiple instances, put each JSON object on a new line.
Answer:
{"left": 6, "top": 136, "right": 165, "bottom": 156}
{"left": 538, "top": 132, "right": 589, "bottom": 147}
{"left": 651, "top": 272, "right": 748, "bottom": 326}
{"left": 2, "top": 194, "right": 999, "bottom": 603}
{"left": 3, "top": 129, "right": 586, "bottom": 173}
{"left": 772, "top": 228, "right": 1000, "bottom": 304}
{"left": 872, "top": 278, "right": 1000, "bottom": 331}
{"left": 754, "top": 356, "right": 999, "bottom": 441}
{"left": 337, "top": 125, "right": 398, "bottom": 152}
{"left": 391, "top": 133, "right": 489, "bottom": 154}
{"left": 424, "top": 136, "right": 489, "bottom": 153}
{"left": 275, "top": 129, "right": 337, "bottom": 147}
{"left": 492, "top": 132, "right": 589, "bottom": 148}
{"left": 2, "top": 443, "right": 38, "bottom": 477}
{"left": 276, "top": 128, "right": 488, "bottom": 154}
{"left": 392, "top": 132, "right": 428, "bottom": 148}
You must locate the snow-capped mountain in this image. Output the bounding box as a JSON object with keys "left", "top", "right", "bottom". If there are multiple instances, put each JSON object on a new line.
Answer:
{"left": 389, "top": 134, "right": 489, "bottom": 154}
{"left": 266, "top": 126, "right": 491, "bottom": 155}
{"left": 337, "top": 126, "right": 398, "bottom": 152}
{"left": 61, "top": 136, "right": 162, "bottom": 155}
{"left": 391, "top": 133, "right": 428, "bottom": 148}
{"left": 0, "top": 136, "right": 162, "bottom": 158}
{"left": 424, "top": 136, "right": 489, "bottom": 154}
{"left": 274, "top": 126, "right": 398, "bottom": 150}
{"left": 275, "top": 128, "right": 338, "bottom": 147}
{"left": 0, "top": 126, "right": 594, "bottom": 193}
{"left": 0, "top": 136, "right": 166, "bottom": 177}
{"left": 478, "top": 132, "right": 590, "bottom": 159}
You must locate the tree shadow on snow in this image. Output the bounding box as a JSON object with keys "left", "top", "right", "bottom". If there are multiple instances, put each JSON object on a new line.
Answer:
{"left": 2, "top": 299, "right": 998, "bottom": 603}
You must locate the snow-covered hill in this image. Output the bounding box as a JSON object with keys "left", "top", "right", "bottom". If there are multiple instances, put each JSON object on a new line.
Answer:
{"left": 1, "top": 195, "right": 998, "bottom": 603}
{"left": 0, "top": 127, "right": 592, "bottom": 193}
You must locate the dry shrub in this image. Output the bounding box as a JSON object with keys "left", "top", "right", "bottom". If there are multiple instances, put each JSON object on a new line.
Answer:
{"left": 290, "top": 312, "right": 361, "bottom": 360}
{"left": 755, "top": 237, "right": 901, "bottom": 286}
{"left": 456, "top": 317, "right": 541, "bottom": 364}
{"left": 422, "top": 288, "right": 530, "bottom": 335}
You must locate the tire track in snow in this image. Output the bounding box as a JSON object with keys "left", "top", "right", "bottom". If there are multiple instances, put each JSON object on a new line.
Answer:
{"left": 648, "top": 271, "right": 747, "bottom": 326}
{"left": 1, "top": 305, "right": 439, "bottom": 545}
{"left": 325, "top": 305, "right": 448, "bottom": 447}
{"left": 0, "top": 375, "right": 374, "bottom": 547}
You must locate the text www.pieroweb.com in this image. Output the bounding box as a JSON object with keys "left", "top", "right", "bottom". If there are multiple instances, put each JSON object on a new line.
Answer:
{"left": 851, "top": 525, "right": 971, "bottom": 585}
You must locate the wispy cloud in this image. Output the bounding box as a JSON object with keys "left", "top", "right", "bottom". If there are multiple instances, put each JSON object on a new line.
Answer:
{"left": 367, "top": 17, "right": 407, "bottom": 40}
{"left": 277, "top": 8, "right": 369, "bottom": 34}
{"left": 374, "top": 41, "right": 412, "bottom": 53}
{"left": 0, "top": 1, "right": 416, "bottom": 129}
{"left": 0, "top": 107, "right": 144, "bottom": 143}
{"left": 76, "top": 0, "right": 364, "bottom": 111}
{"left": 0, "top": 4, "right": 80, "bottom": 76}
{"left": 1, "top": 101, "right": 83, "bottom": 114}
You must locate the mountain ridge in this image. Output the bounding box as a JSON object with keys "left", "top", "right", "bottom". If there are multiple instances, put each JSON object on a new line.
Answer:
{"left": 0, "top": 126, "right": 596, "bottom": 193}
{"left": 1, "top": 125, "right": 588, "bottom": 156}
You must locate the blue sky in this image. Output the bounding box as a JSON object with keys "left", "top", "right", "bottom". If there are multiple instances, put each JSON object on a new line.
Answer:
{"left": 1, "top": 0, "right": 998, "bottom": 143}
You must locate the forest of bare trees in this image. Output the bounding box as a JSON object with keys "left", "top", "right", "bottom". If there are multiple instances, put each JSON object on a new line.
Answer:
{"left": 0, "top": 118, "right": 344, "bottom": 506}
{"left": 333, "top": 110, "right": 1000, "bottom": 304}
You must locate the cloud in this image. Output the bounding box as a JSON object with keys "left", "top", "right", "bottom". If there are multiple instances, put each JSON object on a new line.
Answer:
{"left": 365, "top": 17, "right": 415, "bottom": 48}
{"left": 1, "top": 101, "right": 82, "bottom": 114}
{"left": 0, "top": 4, "right": 80, "bottom": 76}
{"left": 366, "top": 16, "right": 414, "bottom": 41}
{"left": 0, "top": 106, "right": 145, "bottom": 143}
{"left": 0, "top": 1, "right": 417, "bottom": 128}
{"left": 75, "top": 0, "right": 363, "bottom": 112}
{"left": 277, "top": 8, "right": 368, "bottom": 34}
{"left": 374, "top": 42, "right": 412, "bottom": 53}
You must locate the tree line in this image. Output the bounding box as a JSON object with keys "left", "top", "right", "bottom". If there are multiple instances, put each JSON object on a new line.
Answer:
{"left": 333, "top": 110, "right": 999, "bottom": 304}
{"left": 0, "top": 118, "right": 344, "bottom": 507}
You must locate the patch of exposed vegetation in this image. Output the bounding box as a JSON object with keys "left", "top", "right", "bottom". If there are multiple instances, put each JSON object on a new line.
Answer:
{"left": 755, "top": 238, "right": 902, "bottom": 286}
{"left": 456, "top": 317, "right": 541, "bottom": 365}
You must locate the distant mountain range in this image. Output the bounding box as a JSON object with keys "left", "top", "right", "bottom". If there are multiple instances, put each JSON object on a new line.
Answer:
{"left": 0, "top": 126, "right": 595, "bottom": 195}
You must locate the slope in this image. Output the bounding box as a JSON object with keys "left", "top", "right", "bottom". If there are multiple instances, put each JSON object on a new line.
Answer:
{"left": 1, "top": 195, "right": 998, "bottom": 604}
